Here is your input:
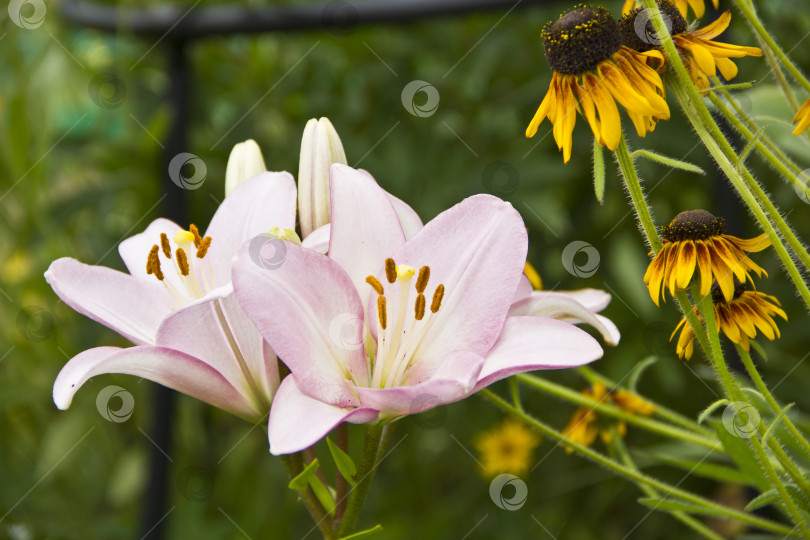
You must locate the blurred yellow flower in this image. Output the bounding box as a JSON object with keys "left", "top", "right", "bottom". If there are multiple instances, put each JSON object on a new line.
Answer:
{"left": 562, "top": 381, "right": 656, "bottom": 453}
{"left": 792, "top": 98, "right": 810, "bottom": 136}
{"left": 475, "top": 418, "right": 541, "bottom": 477}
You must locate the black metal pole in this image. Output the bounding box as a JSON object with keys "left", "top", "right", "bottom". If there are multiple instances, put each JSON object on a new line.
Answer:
{"left": 140, "top": 38, "right": 188, "bottom": 540}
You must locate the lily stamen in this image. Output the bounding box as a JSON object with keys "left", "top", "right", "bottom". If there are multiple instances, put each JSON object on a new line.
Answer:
{"left": 160, "top": 233, "right": 172, "bottom": 258}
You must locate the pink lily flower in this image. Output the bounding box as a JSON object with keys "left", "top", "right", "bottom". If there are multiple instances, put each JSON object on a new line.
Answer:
{"left": 232, "top": 165, "right": 606, "bottom": 454}
{"left": 47, "top": 173, "right": 300, "bottom": 420}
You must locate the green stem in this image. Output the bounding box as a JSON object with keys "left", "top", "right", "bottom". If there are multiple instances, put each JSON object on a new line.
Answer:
{"left": 737, "top": 346, "right": 810, "bottom": 455}
{"left": 709, "top": 89, "right": 809, "bottom": 200}
{"left": 281, "top": 453, "right": 337, "bottom": 540}
{"left": 611, "top": 434, "right": 726, "bottom": 540}
{"left": 578, "top": 366, "right": 714, "bottom": 437}
{"left": 337, "top": 424, "right": 384, "bottom": 537}
{"left": 334, "top": 424, "right": 350, "bottom": 524}
{"left": 732, "top": 0, "right": 810, "bottom": 93}
{"left": 509, "top": 377, "right": 524, "bottom": 411}
{"left": 517, "top": 374, "right": 721, "bottom": 451}
{"left": 479, "top": 389, "right": 797, "bottom": 537}
{"left": 693, "top": 292, "right": 810, "bottom": 536}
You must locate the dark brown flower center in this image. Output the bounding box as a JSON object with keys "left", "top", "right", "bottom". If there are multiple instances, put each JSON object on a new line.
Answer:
{"left": 711, "top": 280, "right": 746, "bottom": 304}
{"left": 542, "top": 5, "right": 621, "bottom": 74}
{"left": 618, "top": 1, "right": 687, "bottom": 53}
{"left": 661, "top": 209, "right": 725, "bottom": 242}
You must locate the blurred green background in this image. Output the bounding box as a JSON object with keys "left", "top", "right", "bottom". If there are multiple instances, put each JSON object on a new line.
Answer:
{"left": 2, "top": 0, "right": 810, "bottom": 538}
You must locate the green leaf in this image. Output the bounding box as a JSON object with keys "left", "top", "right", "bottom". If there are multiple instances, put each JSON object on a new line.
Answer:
{"left": 762, "top": 404, "right": 795, "bottom": 445}
{"left": 288, "top": 459, "right": 336, "bottom": 517}
{"left": 339, "top": 524, "right": 384, "bottom": 540}
{"left": 631, "top": 149, "right": 706, "bottom": 175}
{"left": 637, "top": 497, "right": 729, "bottom": 518}
{"left": 746, "top": 484, "right": 805, "bottom": 512}
{"left": 711, "top": 420, "right": 770, "bottom": 491}
{"left": 327, "top": 437, "right": 357, "bottom": 487}
{"left": 288, "top": 458, "right": 321, "bottom": 492}
{"left": 626, "top": 356, "right": 658, "bottom": 393}
{"left": 592, "top": 138, "right": 606, "bottom": 204}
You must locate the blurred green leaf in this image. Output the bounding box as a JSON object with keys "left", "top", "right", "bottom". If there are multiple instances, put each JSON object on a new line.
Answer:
{"left": 327, "top": 436, "right": 357, "bottom": 487}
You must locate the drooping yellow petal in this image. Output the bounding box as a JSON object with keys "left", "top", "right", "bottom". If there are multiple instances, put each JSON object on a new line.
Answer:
{"left": 690, "top": 11, "right": 731, "bottom": 41}
{"left": 526, "top": 77, "right": 555, "bottom": 138}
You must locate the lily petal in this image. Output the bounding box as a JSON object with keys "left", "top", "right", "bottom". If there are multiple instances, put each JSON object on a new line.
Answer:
{"left": 45, "top": 258, "right": 172, "bottom": 345}
{"left": 268, "top": 376, "right": 378, "bottom": 455}
{"left": 358, "top": 351, "right": 485, "bottom": 416}
{"left": 205, "top": 172, "right": 297, "bottom": 286}
{"left": 233, "top": 240, "right": 366, "bottom": 407}
{"left": 328, "top": 164, "right": 406, "bottom": 301}
{"left": 390, "top": 195, "right": 528, "bottom": 373}
{"left": 474, "top": 316, "right": 603, "bottom": 392}
{"left": 155, "top": 293, "right": 277, "bottom": 409}
{"left": 385, "top": 189, "right": 423, "bottom": 239}
{"left": 53, "top": 346, "right": 260, "bottom": 419}
{"left": 301, "top": 223, "right": 331, "bottom": 254}
{"left": 510, "top": 291, "right": 620, "bottom": 346}
{"left": 118, "top": 218, "right": 183, "bottom": 280}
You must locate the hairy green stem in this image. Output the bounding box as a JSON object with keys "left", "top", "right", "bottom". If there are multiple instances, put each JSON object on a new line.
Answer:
{"left": 517, "top": 374, "right": 721, "bottom": 451}
{"left": 611, "top": 434, "right": 726, "bottom": 540}
{"left": 479, "top": 389, "right": 797, "bottom": 537}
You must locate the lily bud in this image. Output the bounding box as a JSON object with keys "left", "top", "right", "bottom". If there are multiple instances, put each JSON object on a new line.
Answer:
{"left": 298, "top": 118, "right": 347, "bottom": 238}
{"left": 225, "top": 139, "right": 267, "bottom": 196}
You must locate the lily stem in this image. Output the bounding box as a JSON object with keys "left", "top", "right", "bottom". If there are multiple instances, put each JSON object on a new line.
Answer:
{"left": 334, "top": 423, "right": 350, "bottom": 524}
{"left": 337, "top": 424, "right": 384, "bottom": 537}
{"left": 281, "top": 453, "right": 337, "bottom": 540}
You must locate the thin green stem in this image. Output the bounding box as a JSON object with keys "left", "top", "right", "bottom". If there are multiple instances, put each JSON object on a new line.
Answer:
{"left": 517, "top": 374, "right": 721, "bottom": 451}
{"left": 578, "top": 366, "right": 714, "bottom": 437}
{"left": 337, "top": 424, "right": 384, "bottom": 537}
{"left": 732, "top": 0, "right": 810, "bottom": 93}
{"left": 479, "top": 389, "right": 797, "bottom": 537}
{"left": 281, "top": 453, "right": 337, "bottom": 540}
{"left": 611, "top": 434, "right": 726, "bottom": 540}
{"left": 334, "top": 424, "right": 350, "bottom": 524}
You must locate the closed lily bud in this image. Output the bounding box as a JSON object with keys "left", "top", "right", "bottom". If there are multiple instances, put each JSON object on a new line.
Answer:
{"left": 225, "top": 139, "right": 267, "bottom": 196}
{"left": 298, "top": 118, "right": 347, "bottom": 238}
